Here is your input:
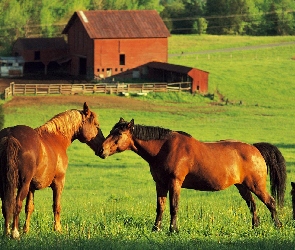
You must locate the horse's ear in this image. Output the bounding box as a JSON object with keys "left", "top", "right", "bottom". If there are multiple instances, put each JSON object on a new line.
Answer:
{"left": 128, "top": 119, "right": 134, "bottom": 130}
{"left": 83, "top": 102, "right": 90, "bottom": 116}
{"left": 119, "top": 117, "right": 125, "bottom": 122}
{"left": 292, "top": 182, "right": 295, "bottom": 188}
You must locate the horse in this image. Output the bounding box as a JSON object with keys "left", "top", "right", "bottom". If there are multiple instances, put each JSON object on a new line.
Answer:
{"left": 86, "top": 128, "right": 105, "bottom": 156}
{"left": 0, "top": 102, "right": 99, "bottom": 239}
{"left": 98, "top": 118, "right": 286, "bottom": 232}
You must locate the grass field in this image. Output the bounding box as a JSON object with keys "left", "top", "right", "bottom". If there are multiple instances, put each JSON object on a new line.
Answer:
{"left": 1, "top": 35, "right": 295, "bottom": 249}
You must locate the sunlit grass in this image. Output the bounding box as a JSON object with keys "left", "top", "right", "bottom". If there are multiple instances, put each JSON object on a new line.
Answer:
{"left": 1, "top": 35, "right": 295, "bottom": 249}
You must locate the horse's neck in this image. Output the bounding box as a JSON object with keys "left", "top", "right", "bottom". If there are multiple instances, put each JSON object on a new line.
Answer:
{"left": 35, "top": 126, "right": 73, "bottom": 147}
{"left": 86, "top": 129, "right": 105, "bottom": 153}
{"left": 133, "top": 138, "right": 164, "bottom": 161}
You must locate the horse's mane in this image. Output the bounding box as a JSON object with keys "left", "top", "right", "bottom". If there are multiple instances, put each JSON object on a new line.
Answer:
{"left": 112, "top": 121, "right": 191, "bottom": 141}
{"left": 35, "top": 109, "right": 83, "bottom": 138}
{"left": 133, "top": 125, "right": 172, "bottom": 141}
{"left": 176, "top": 131, "right": 192, "bottom": 137}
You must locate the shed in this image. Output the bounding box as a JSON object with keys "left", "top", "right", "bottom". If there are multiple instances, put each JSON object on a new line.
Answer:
{"left": 0, "top": 56, "right": 24, "bottom": 77}
{"left": 62, "top": 10, "right": 170, "bottom": 79}
{"left": 12, "top": 37, "right": 68, "bottom": 75}
{"left": 143, "top": 61, "right": 209, "bottom": 93}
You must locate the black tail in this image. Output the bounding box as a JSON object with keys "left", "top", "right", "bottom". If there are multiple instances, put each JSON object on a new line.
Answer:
{"left": 0, "top": 136, "right": 20, "bottom": 223}
{"left": 253, "top": 142, "right": 286, "bottom": 208}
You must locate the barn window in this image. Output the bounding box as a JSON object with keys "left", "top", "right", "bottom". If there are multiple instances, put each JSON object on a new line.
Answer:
{"left": 34, "top": 51, "right": 40, "bottom": 60}
{"left": 119, "top": 54, "right": 125, "bottom": 65}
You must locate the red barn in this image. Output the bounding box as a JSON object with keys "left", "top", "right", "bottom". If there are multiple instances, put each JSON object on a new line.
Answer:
{"left": 62, "top": 10, "right": 170, "bottom": 79}
{"left": 143, "top": 61, "right": 209, "bottom": 93}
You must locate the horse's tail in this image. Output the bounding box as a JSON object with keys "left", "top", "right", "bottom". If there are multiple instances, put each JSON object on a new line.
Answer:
{"left": 253, "top": 142, "right": 286, "bottom": 208}
{"left": 0, "top": 136, "right": 21, "bottom": 221}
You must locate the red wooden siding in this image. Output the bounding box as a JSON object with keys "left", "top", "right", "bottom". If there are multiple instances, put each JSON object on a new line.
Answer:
{"left": 62, "top": 10, "right": 170, "bottom": 78}
{"left": 93, "top": 38, "right": 168, "bottom": 78}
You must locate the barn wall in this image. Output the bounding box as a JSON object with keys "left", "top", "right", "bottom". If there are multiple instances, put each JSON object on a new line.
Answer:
{"left": 67, "top": 18, "right": 93, "bottom": 76}
{"left": 13, "top": 48, "right": 67, "bottom": 66}
{"left": 188, "top": 69, "right": 209, "bottom": 93}
{"left": 93, "top": 38, "right": 168, "bottom": 78}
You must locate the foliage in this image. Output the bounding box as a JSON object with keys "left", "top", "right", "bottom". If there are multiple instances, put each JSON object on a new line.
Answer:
{"left": 1, "top": 0, "right": 295, "bottom": 54}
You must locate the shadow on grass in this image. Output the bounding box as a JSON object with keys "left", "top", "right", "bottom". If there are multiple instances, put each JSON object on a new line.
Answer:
{"left": 1, "top": 233, "right": 294, "bottom": 250}
{"left": 275, "top": 143, "right": 295, "bottom": 150}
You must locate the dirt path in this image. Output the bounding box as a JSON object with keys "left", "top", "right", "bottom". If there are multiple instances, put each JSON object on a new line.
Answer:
{"left": 2, "top": 94, "right": 159, "bottom": 111}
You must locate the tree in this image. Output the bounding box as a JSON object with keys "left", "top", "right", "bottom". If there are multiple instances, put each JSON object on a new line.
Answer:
{"left": 263, "top": 2, "right": 280, "bottom": 35}
{"left": 205, "top": 0, "right": 250, "bottom": 35}
{"left": 0, "top": 0, "right": 30, "bottom": 54}
{"left": 160, "top": 0, "right": 204, "bottom": 34}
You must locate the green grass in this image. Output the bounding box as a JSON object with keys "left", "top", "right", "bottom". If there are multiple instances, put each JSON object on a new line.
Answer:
{"left": 1, "top": 35, "right": 295, "bottom": 249}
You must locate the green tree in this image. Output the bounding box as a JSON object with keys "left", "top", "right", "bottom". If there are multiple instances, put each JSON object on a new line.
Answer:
{"left": 160, "top": 0, "right": 204, "bottom": 34}
{"left": 0, "top": 0, "right": 30, "bottom": 54}
{"left": 263, "top": 2, "right": 280, "bottom": 35}
{"left": 253, "top": 0, "right": 295, "bottom": 35}
{"left": 206, "top": 0, "right": 250, "bottom": 35}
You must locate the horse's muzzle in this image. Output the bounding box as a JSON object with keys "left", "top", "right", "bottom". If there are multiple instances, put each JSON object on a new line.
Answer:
{"left": 97, "top": 148, "right": 107, "bottom": 159}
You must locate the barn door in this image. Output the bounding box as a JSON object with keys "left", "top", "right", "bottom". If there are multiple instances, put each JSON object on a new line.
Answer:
{"left": 79, "top": 57, "right": 87, "bottom": 75}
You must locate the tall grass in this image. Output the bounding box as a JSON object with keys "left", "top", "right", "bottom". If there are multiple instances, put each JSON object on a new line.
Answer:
{"left": 1, "top": 35, "right": 295, "bottom": 249}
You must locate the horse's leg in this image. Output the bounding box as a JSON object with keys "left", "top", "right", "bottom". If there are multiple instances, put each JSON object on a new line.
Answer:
{"left": 251, "top": 185, "right": 282, "bottom": 227}
{"left": 152, "top": 183, "right": 168, "bottom": 231}
{"left": 23, "top": 190, "right": 35, "bottom": 234}
{"left": 2, "top": 200, "right": 11, "bottom": 236}
{"left": 168, "top": 178, "right": 182, "bottom": 233}
{"left": 11, "top": 182, "right": 31, "bottom": 239}
{"left": 51, "top": 178, "right": 65, "bottom": 232}
{"left": 235, "top": 184, "right": 259, "bottom": 228}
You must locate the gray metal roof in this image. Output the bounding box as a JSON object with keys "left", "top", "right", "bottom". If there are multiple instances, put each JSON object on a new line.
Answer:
{"left": 62, "top": 10, "right": 170, "bottom": 39}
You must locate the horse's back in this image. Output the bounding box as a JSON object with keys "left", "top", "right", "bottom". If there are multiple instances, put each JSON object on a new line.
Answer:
{"left": 0, "top": 125, "right": 41, "bottom": 167}
{"left": 165, "top": 136, "right": 267, "bottom": 191}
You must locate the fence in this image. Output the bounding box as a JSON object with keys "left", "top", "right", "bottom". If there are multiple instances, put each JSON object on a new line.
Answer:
{"left": 4, "top": 82, "right": 191, "bottom": 99}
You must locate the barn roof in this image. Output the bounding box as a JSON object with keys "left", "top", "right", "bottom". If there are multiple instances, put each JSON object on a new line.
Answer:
{"left": 62, "top": 10, "right": 170, "bottom": 39}
{"left": 146, "top": 61, "right": 209, "bottom": 74}
{"left": 13, "top": 37, "right": 67, "bottom": 50}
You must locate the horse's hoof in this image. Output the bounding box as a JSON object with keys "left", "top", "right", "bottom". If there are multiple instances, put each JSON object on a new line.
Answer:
{"left": 11, "top": 229, "right": 20, "bottom": 239}
{"left": 169, "top": 226, "right": 179, "bottom": 233}
{"left": 275, "top": 221, "right": 283, "bottom": 228}
{"left": 152, "top": 225, "right": 161, "bottom": 232}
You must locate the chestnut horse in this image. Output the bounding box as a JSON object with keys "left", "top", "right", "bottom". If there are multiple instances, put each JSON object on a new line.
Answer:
{"left": 0, "top": 102, "right": 99, "bottom": 239}
{"left": 99, "top": 118, "right": 286, "bottom": 232}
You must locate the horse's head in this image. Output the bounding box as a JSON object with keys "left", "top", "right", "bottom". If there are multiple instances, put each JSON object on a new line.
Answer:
{"left": 86, "top": 128, "right": 105, "bottom": 155}
{"left": 77, "top": 102, "right": 100, "bottom": 143}
{"left": 99, "top": 117, "right": 136, "bottom": 159}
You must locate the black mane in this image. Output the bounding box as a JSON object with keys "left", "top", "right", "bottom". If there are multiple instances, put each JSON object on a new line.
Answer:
{"left": 133, "top": 125, "right": 172, "bottom": 141}
{"left": 111, "top": 121, "right": 191, "bottom": 141}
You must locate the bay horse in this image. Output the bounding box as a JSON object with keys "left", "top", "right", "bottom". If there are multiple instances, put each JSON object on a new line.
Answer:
{"left": 0, "top": 102, "right": 99, "bottom": 239}
{"left": 99, "top": 118, "right": 286, "bottom": 232}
